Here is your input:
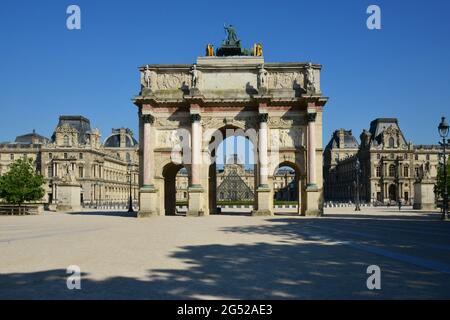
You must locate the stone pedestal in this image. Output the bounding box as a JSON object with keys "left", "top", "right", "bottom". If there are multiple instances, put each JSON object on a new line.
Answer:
{"left": 138, "top": 186, "right": 159, "bottom": 217}
{"left": 56, "top": 183, "right": 81, "bottom": 212}
{"left": 305, "top": 185, "right": 322, "bottom": 216}
{"left": 187, "top": 186, "right": 205, "bottom": 217}
{"left": 413, "top": 180, "right": 436, "bottom": 210}
{"left": 252, "top": 186, "right": 273, "bottom": 216}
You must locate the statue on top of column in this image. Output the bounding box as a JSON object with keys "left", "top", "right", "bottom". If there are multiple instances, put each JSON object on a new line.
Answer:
{"left": 190, "top": 64, "right": 198, "bottom": 88}
{"left": 258, "top": 64, "right": 268, "bottom": 91}
{"left": 305, "top": 62, "right": 316, "bottom": 94}
{"left": 143, "top": 65, "right": 152, "bottom": 89}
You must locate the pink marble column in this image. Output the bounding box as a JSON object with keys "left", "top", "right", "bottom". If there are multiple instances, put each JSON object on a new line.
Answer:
{"left": 142, "top": 114, "right": 154, "bottom": 187}
{"left": 307, "top": 111, "right": 317, "bottom": 188}
{"left": 191, "top": 113, "right": 202, "bottom": 187}
{"left": 258, "top": 113, "right": 269, "bottom": 187}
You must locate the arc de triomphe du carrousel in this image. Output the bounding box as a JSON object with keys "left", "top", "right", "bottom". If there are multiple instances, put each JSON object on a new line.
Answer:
{"left": 133, "top": 27, "right": 328, "bottom": 217}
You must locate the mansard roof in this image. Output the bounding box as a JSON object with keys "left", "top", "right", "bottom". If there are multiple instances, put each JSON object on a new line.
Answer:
{"left": 14, "top": 130, "right": 49, "bottom": 145}
{"left": 52, "top": 115, "right": 92, "bottom": 144}
{"left": 368, "top": 118, "right": 407, "bottom": 146}
{"left": 325, "top": 129, "right": 359, "bottom": 150}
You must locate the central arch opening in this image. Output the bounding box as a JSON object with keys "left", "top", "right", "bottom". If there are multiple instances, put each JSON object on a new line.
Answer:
{"left": 208, "top": 126, "right": 257, "bottom": 215}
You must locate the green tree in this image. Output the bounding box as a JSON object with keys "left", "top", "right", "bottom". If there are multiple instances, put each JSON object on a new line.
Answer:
{"left": 435, "top": 162, "right": 450, "bottom": 199}
{"left": 0, "top": 158, "right": 45, "bottom": 206}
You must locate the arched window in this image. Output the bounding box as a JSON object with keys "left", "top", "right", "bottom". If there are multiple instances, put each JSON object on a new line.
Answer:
{"left": 389, "top": 164, "right": 396, "bottom": 177}
{"left": 388, "top": 137, "right": 395, "bottom": 148}
{"left": 63, "top": 135, "right": 69, "bottom": 146}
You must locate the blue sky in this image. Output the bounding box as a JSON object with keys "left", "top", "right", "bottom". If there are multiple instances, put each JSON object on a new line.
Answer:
{"left": 0, "top": 0, "right": 449, "bottom": 147}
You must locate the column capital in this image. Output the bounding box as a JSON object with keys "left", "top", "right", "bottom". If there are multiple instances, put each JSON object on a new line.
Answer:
{"left": 142, "top": 114, "right": 155, "bottom": 124}
{"left": 259, "top": 113, "right": 269, "bottom": 123}
{"left": 307, "top": 112, "right": 317, "bottom": 123}
{"left": 191, "top": 114, "right": 201, "bottom": 123}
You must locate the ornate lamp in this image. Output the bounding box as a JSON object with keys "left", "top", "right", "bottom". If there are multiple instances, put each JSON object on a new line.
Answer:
{"left": 438, "top": 117, "right": 449, "bottom": 220}
{"left": 439, "top": 117, "right": 449, "bottom": 138}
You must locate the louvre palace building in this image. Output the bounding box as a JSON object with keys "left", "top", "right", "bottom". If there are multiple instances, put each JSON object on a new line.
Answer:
{"left": 0, "top": 116, "right": 139, "bottom": 209}
{"left": 324, "top": 118, "right": 442, "bottom": 205}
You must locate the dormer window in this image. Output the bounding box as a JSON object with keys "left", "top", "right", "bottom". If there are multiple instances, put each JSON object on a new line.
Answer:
{"left": 63, "top": 135, "right": 70, "bottom": 146}
{"left": 388, "top": 137, "right": 395, "bottom": 148}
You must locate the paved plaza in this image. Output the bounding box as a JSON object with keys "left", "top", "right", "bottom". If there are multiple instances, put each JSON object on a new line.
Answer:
{"left": 1, "top": 208, "right": 450, "bottom": 299}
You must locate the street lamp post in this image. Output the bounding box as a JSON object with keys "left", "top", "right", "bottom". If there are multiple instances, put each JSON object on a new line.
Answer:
{"left": 94, "top": 182, "right": 99, "bottom": 209}
{"left": 380, "top": 156, "right": 385, "bottom": 205}
{"left": 438, "top": 117, "right": 449, "bottom": 220}
{"left": 355, "top": 158, "right": 361, "bottom": 211}
{"left": 395, "top": 156, "right": 401, "bottom": 211}
{"left": 127, "top": 161, "right": 134, "bottom": 213}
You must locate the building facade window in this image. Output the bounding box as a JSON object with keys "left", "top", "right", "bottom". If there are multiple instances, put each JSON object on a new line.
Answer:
{"left": 79, "top": 166, "right": 84, "bottom": 178}
{"left": 63, "top": 135, "right": 69, "bottom": 146}
{"left": 404, "top": 166, "right": 409, "bottom": 177}
{"left": 376, "top": 166, "right": 381, "bottom": 177}
{"left": 10, "top": 154, "right": 14, "bottom": 161}
{"left": 389, "top": 164, "right": 396, "bottom": 177}
{"left": 79, "top": 153, "right": 83, "bottom": 160}
{"left": 64, "top": 153, "right": 68, "bottom": 159}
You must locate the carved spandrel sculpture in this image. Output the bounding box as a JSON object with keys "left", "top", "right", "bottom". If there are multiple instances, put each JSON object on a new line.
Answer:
{"left": 305, "top": 62, "right": 316, "bottom": 94}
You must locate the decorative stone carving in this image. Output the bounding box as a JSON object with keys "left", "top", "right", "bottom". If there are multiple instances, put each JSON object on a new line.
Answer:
{"left": 154, "top": 118, "right": 190, "bottom": 129}
{"left": 191, "top": 114, "right": 201, "bottom": 123}
{"left": 271, "top": 127, "right": 304, "bottom": 148}
{"left": 190, "top": 64, "right": 198, "bottom": 88}
{"left": 143, "top": 65, "right": 152, "bottom": 89}
{"left": 155, "top": 73, "right": 190, "bottom": 90}
{"left": 307, "top": 113, "right": 317, "bottom": 123}
{"left": 60, "top": 163, "right": 76, "bottom": 183}
{"left": 258, "top": 64, "right": 268, "bottom": 92}
{"left": 142, "top": 114, "right": 155, "bottom": 124}
{"left": 268, "top": 117, "right": 294, "bottom": 128}
{"left": 268, "top": 72, "right": 303, "bottom": 89}
{"left": 157, "top": 130, "right": 182, "bottom": 148}
{"left": 201, "top": 117, "right": 258, "bottom": 130}
{"left": 259, "top": 113, "right": 269, "bottom": 123}
{"left": 305, "top": 62, "right": 316, "bottom": 93}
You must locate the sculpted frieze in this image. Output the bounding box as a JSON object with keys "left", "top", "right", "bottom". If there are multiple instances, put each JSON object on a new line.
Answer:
{"left": 270, "top": 127, "right": 304, "bottom": 148}
{"left": 155, "top": 73, "right": 190, "bottom": 90}
{"left": 268, "top": 72, "right": 304, "bottom": 89}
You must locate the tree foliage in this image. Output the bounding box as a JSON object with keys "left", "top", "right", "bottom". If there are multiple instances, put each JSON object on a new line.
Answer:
{"left": 0, "top": 158, "right": 45, "bottom": 206}
{"left": 435, "top": 161, "right": 450, "bottom": 198}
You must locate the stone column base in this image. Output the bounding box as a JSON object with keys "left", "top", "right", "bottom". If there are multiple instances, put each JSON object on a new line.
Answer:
{"left": 188, "top": 185, "right": 205, "bottom": 217}
{"left": 305, "top": 184, "right": 322, "bottom": 217}
{"left": 252, "top": 185, "right": 273, "bottom": 216}
{"left": 413, "top": 181, "right": 436, "bottom": 211}
{"left": 56, "top": 183, "right": 81, "bottom": 212}
{"left": 138, "top": 185, "right": 159, "bottom": 217}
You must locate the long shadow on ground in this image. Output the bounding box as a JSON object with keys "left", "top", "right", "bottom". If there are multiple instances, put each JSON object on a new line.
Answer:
{"left": 1, "top": 215, "right": 450, "bottom": 299}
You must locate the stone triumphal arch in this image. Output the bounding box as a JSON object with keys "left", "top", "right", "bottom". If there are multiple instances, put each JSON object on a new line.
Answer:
{"left": 133, "top": 49, "right": 328, "bottom": 217}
